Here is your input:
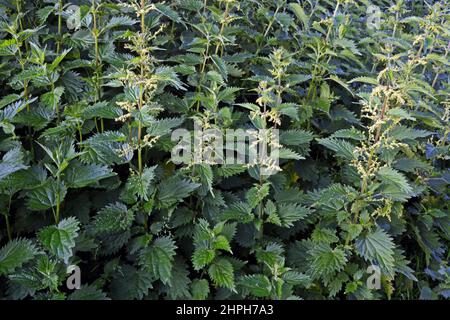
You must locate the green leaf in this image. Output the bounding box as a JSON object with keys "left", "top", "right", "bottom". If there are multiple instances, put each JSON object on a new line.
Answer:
{"left": 277, "top": 203, "right": 311, "bottom": 227}
{"left": 90, "top": 202, "right": 134, "bottom": 235}
{"left": 377, "top": 167, "right": 413, "bottom": 201}
{"left": 103, "top": 15, "right": 137, "bottom": 31}
{"left": 348, "top": 76, "right": 378, "bottom": 85}
{"left": 157, "top": 176, "right": 200, "bottom": 208}
{"left": 239, "top": 274, "right": 272, "bottom": 297}
{"left": 191, "top": 279, "right": 210, "bottom": 300}
{"left": 155, "top": 3, "right": 183, "bottom": 23}
{"left": 208, "top": 258, "right": 235, "bottom": 290}
{"left": 213, "top": 235, "right": 232, "bottom": 253}
{"left": 393, "top": 158, "right": 433, "bottom": 173}
{"left": 38, "top": 217, "right": 80, "bottom": 263}
{"left": 0, "top": 147, "right": 28, "bottom": 181}
{"left": 68, "top": 285, "right": 109, "bottom": 300}
{"left": 64, "top": 162, "right": 116, "bottom": 188}
{"left": 246, "top": 182, "right": 270, "bottom": 209}
{"left": 83, "top": 101, "right": 123, "bottom": 120}
{"left": 0, "top": 239, "right": 38, "bottom": 275}
{"left": 196, "top": 164, "right": 213, "bottom": 193}
{"left": 121, "top": 166, "right": 157, "bottom": 202}
{"left": 216, "top": 164, "right": 246, "bottom": 178}
{"left": 192, "top": 248, "right": 216, "bottom": 270}
{"left": 307, "top": 243, "right": 348, "bottom": 279}
{"left": 165, "top": 258, "right": 191, "bottom": 299}
{"left": 146, "top": 117, "right": 184, "bottom": 136}
{"left": 26, "top": 178, "right": 67, "bottom": 211}
{"left": 330, "top": 128, "right": 366, "bottom": 141}
{"left": 139, "top": 236, "right": 177, "bottom": 284}
{"left": 289, "top": 3, "right": 309, "bottom": 29}
{"left": 328, "top": 75, "right": 354, "bottom": 96}
{"left": 280, "top": 130, "right": 314, "bottom": 146}
{"left": 210, "top": 55, "right": 228, "bottom": 81}
{"left": 0, "top": 94, "right": 21, "bottom": 109}
{"left": 79, "top": 131, "right": 132, "bottom": 165}
{"left": 318, "top": 137, "right": 356, "bottom": 160}
{"left": 355, "top": 227, "right": 396, "bottom": 276}
{"left": 110, "top": 265, "right": 153, "bottom": 300}
{"left": 282, "top": 271, "right": 311, "bottom": 286}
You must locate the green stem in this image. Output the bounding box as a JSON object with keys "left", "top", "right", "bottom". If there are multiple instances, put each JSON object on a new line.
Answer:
{"left": 4, "top": 214, "right": 12, "bottom": 241}
{"left": 4, "top": 196, "right": 12, "bottom": 241}
{"left": 263, "top": 5, "right": 280, "bottom": 38}
{"left": 255, "top": 4, "right": 281, "bottom": 56}
{"left": 432, "top": 49, "right": 448, "bottom": 88}
{"left": 51, "top": 83, "right": 60, "bottom": 123}
{"left": 196, "top": 40, "right": 210, "bottom": 112}
{"left": 325, "top": 1, "right": 340, "bottom": 42}
{"left": 92, "top": 0, "right": 103, "bottom": 131}
{"left": 137, "top": 0, "right": 146, "bottom": 176}
{"left": 15, "top": 0, "right": 23, "bottom": 31}
{"left": 57, "top": 0, "right": 63, "bottom": 54}
{"left": 215, "top": 1, "right": 230, "bottom": 55}
{"left": 55, "top": 174, "right": 61, "bottom": 224}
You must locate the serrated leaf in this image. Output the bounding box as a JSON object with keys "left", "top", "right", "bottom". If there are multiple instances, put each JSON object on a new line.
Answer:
{"left": 0, "top": 239, "right": 38, "bottom": 275}
{"left": 246, "top": 182, "right": 270, "bottom": 209}
{"left": 277, "top": 203, "right": 311, "bottom": 227}
{"left": 68, "top": 285, "right": 109, "bottom": 300}
{"left": 355, "top": 227, "right": 396, "bottom": 276}
{"left": 110, "top": 265, "right": 153, "bottom": 300}
{"left": 377, "top": 167, "right": 413, "bottom": 201}
{"left": 121, "top": 166, "right": 157, "bottom": 202}
{"left": 139, "top": 236, "right": 177, "bottom": 284}
{"left": 157, "top": 176, "right": 200, "bottom": 208}
{"left": 307, "top": 243, "right": 348, "bottom": 279}
{"left": 91, "top": 202, "right": 134, "bottom": 235}
{"left": 38, "top": 217, "right": 80, "bottom": 263}
{"left": 64, "top": 162, "right": 116, "bottom": 188}
{"left": 191, "top": 279, "right": 210, "bottom": 300}
{"left": 192, "top": 248, "right": 216, "bottom": 270}
{"left": 239, "top": 274, "right": 271, "bottom": 297}
{"left": 318, "top": 137, "right": 356, "bottom": 160}
{"left": 0, "top": 147, "right": 28, "bottom": 181}
{"left": 208, "top": 258, "right": 235, "bottom": 290}
{"left": 26, "top": 178, "right": 67, "bottom": 211}
{"left": 146, "top": 117, "right": 184, "bottom": 136}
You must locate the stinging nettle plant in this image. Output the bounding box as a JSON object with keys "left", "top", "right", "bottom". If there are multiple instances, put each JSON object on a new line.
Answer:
{"left": 0, "top": 0, "right": 448, "bottom": 300}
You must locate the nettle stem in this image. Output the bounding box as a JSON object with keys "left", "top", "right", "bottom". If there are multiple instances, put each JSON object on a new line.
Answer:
{"left": 432, "top": 49, "right": 448, "bottom": 88}
{"left": 57, "top": 0, "right": 63, "bottom": 54}
{"left": 325, "top": 0, "right": 340, "bottom": 42}
{"left": 15, "top": 0, "right": 23, "bottom": 31}
{"left": 51, "top": 82, "right": 60, "bottom": 123}
{"left": 4, "top": 196, "right": 13, "bottom": 241}
{"left": 196, "top": 36, "right": 210, "bottom": 112}
{"left": 137, "top": 0, "right": 146, "bottom": 176}
{"left": 15, "top": 2, "right": 29, "bottom": 106}
{"left": 55, "top": 174, "right": 61, "bottom": 224}
{"left": 215, "top": 1, "right": 230, "bottom": 56}
{"left": 91, "top": 0, "right": 104, "bottom": 132}
{"left": 4, "top": 214, "right": 12, "bottom": 241}
{"left": 374, "top": 93, "right": 389, "bottom": 142}
{"left": 256, "top": 4, "right": 281, "bottom": 55}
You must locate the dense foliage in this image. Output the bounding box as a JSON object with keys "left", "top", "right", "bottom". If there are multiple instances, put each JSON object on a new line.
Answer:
{"left": 0, "top": 0, "right": 449, "bottom": 300}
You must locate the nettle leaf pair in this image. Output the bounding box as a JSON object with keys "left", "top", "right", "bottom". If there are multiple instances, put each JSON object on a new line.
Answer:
{"left": 0, "top": 0, "right": 449, "bottom": 300}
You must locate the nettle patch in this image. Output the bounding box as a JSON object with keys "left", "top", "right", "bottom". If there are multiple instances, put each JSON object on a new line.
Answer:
{"left": 0, "top": 0, "right": 448, "bottom": 300}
